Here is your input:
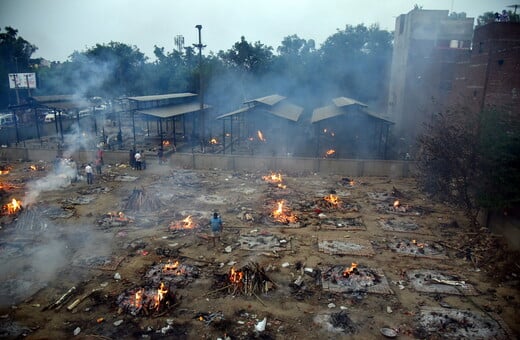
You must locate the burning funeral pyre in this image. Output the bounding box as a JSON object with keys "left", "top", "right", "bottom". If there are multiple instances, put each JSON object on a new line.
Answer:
{"left": 97, "top": 211, "right": 133, "bottom": 228}
{"left": 262, "top": 172, "right": 287, "bottom": 189}
{"left": 219, "top": 263, "right": 276, "bottom": 296}
{"left": 322, "top": 263, "right": 382, "bottom": 292}
{"left": 124, "top": 188, "right": 164, "bottom": 212}
{"left": 145, "top": 260, "right": 200, "bottom": 288}
{"left": 168, "top": 215, "right": 198, "bottom": 231}
{"left": 388, "top": 239, "right": 447, "bottom": 259}
{"left": 116, "top": 282, "right": 176, "bottom": 316}
{"left": 0, "top": 165, "right": 12, "bottom": 175}
{"left": 269, "top": 200, "right": 298, "bottom": 225}
{"left": 1, "top": 198, "right": 23, "bottom": 216}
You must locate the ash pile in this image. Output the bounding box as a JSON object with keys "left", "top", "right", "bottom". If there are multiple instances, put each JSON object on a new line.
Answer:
{"left": 144, "top": 260, "right": 200, "bottom": 288}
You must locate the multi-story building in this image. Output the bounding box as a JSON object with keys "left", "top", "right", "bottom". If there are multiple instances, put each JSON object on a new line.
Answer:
{"left": 386, "top": 8, "right": 474, "bottom": 145}
{"left": 450, "top": 21, "right": 520, "bottom": 115}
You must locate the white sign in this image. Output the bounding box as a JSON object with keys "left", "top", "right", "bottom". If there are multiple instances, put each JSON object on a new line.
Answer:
{"left": 8, "top": 73, "right": 37, "bottom": 89}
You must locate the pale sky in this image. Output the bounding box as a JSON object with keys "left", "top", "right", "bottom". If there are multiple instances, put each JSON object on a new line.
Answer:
{"left": 0, "top": 0, "right": 512, "bottom": 62}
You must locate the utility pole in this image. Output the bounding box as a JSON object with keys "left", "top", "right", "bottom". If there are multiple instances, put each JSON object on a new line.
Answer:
{"left": 194, "top": 25, "right": 206, "bottom": 152}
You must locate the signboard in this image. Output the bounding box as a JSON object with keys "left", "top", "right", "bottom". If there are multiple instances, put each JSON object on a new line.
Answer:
{"left": 8, "top": 73, "right": 37, "bottom": 89}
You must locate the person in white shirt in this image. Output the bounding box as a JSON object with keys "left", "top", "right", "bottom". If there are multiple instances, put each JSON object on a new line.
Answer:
{"left": 134, "top": 151, "right": 142, "bottom": 170}
{"left": 85, "top": 163, "right": 93, "bottom": 184}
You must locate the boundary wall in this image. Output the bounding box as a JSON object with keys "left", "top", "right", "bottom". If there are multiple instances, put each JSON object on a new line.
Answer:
{"left": 0, "top": 147, "right": 414, "bottom": 178}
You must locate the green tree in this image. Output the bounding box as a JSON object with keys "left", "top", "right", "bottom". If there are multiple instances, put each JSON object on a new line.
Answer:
{"left": 218, "top": 36, "right": 274, "bottom": 74}
{"left": 0, "top": 26, "right": 37, "bottom": 107}
{"left": 318, "top": 24, "right": 393, "bottom": 103}
{"left": 416, "top": 106, "right": 520, "bottom": 224}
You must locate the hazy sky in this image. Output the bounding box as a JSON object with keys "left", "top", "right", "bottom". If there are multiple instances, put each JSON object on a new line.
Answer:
{"left": 0, "top": 0, "right": 512, "bottom": 62}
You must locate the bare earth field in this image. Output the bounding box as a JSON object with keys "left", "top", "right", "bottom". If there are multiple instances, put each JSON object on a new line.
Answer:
{"left": 0, "top": 159, "right": 518, "bottom": 339}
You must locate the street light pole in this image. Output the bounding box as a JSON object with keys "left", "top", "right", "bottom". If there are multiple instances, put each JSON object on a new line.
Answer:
{"left": 194, "top": 25, "right": 206, "bottom": 152}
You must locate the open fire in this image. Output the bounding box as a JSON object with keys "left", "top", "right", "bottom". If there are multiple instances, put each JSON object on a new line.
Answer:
{"left": 342, "top": 262, "right": 358, "bottom": 278}
{"left": 2, "top": 198, "right": 23, "bottom": 215}
{"left": 271, "top": 200, "right": 298, "bottom": 224}
{"left": 209, "top": 138, "right": 218, "bottom": 145}
{"left": 324, "top": 149, "right": 336, "bottom": 158}
{"left": 257, "top": 130, "right": 266, "bottom": 142}
{"left": 0, "top": 165, "right": 11, "bottom": 175}
{"left": 117, "top": 282, "right": 175, "bottom": 316}
{"left": 225, "top": 263, "right": 275, "bottom": 296}
{"left": 262, "top": 172, "right": 287, "bottom": 189}
{"left": 324, "top": 193, "right": 341, "bottom": 207}
{"left": 168, "top": 215, "right": 195, "bottom": 230}
{"left": 145, "top": 260, "right": 200, "bottom": 287}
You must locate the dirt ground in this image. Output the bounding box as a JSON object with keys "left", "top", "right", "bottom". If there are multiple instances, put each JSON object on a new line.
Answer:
{"left": 0, "top": 158, "right": 518, "bottom": 339}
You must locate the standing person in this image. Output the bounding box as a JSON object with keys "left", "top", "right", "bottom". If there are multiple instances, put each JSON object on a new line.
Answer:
{"left": 140, "top": 150, "right": 146, "bottom": 170}
{"left": 85, "top": 163, "right": 93, "bottom": 185}
{"left": 134, "top": 150, "right": 142, "bottom": 170}
{"left": 129, "top": 149, "right": 135, "bottom": 169}
{"left": 95, "top": 157, "right": 102, "bottom": 174}
{"left": 209, "top": 212, "right": 223, "bottom": 248}
{"left": 96, "top": 148, "right": 104, "bottom": 165}
{"left": 157, "top": 148, "right": 164, "bottom": 165}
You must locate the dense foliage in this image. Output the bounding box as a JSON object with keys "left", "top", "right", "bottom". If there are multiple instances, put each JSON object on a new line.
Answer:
{"left": 0, "top": 24, "right": 392, "bottom": 112}
{"left": 416, "top": 107, "right": 520, "bottom": 224}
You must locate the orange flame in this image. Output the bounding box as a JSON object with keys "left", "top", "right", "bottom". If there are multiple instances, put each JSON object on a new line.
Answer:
{"left": 257, "top": 130, "right": 266, "bottom": 142}
{"left": 132, "top": 288, "right": 144, "bottom": 309}
{"left": 271, "top": 200, "right": 298, "bottom": 223}
{"left": 343, "top": 262, "right": 358, "bottom": 277}
{"left": 324, "top": 194, "right": 341, "bottom": 206}
{"left": 412, "top": 239, "right": 425, "bottom": 248}
{"left": 162, "top": 140, "right": 170, "bottom": 146}
{"left": 29, "top": 165, "right": 37, "bottom": 171}
{"left": 0, "top": 170, "right": 9, "bottom": 175}
{"left": 209, "top": 138, "right": 218, "bottom": 145}
{"left": 168, "top": 215, "right": 194, "bottom": 230}
{"left": 393, "top": 200, "right": 400, "bottom": 208}
{"left": 152, "top": 282, "right": 168, "bottom": 311}
{"left": 229, "top": 267, "right": 244, "bottom": 284}
{"left": 262, "top": 172, "right": 282, "bottom": 183}
{"left": 325, "top": 149, "right": 335, "bottom": 156}
{"left": 4, "top": 198, "right": 22, "bottom": 215}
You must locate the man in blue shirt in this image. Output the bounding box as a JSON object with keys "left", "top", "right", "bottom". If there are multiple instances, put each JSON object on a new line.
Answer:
{"left": 210, "top": 212, "right": 223, "bottom": 247}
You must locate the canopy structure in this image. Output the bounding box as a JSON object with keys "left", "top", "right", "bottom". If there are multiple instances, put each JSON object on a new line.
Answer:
{"left": 126, "top": 93, "right": 210, "bottom": 149}
{"left": 218, "top": 94, "right": 303, "bottom": 122}
{"left": 29, "top": 95, "right": 91, "bottom": 111}
{"left": 216, "top": 94, "right": 304, "bottom": 154}
{"left": 312, "top": 97, "right": 394, "bottom": 159}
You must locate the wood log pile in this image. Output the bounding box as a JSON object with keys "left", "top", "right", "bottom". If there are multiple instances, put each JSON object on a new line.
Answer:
{"left": 124, "top": 188, "right": 164, "bottom": 212}
{"left": 228, "top": 262, "right": 276, "bottom": 296}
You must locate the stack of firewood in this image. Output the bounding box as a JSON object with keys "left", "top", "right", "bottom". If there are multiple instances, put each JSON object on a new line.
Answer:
{"left": 124, "top": 188, "right": 164, "bottom": 211}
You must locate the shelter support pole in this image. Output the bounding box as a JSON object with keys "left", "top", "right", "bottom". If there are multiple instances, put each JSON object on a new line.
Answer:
{"left": 132, "top": 110, "right": 136, "bottom": 149}
{"left": 173, "top": 117, "right": 177, "bottom": 147}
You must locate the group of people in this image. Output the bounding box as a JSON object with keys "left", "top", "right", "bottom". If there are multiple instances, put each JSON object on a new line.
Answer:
{"left": 129, "top": 149, "right": 146, "bottom": 170}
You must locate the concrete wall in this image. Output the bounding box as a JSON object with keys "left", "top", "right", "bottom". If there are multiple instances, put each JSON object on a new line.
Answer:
{"left": 0, "top": 147, "right": 415, "bottom": 177}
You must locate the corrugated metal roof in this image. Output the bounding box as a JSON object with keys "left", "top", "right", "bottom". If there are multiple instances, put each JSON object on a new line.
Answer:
{"left": 359, "top": 109, "right": 394, "bottom": 124}
{"left": 127, "top": 93, "right": 197, "bottom": 102}
{"left": 215, "top": 107, "right": 250, "bottom": 119}
{"left": 311, "top": 105, "right": 343, "bottom": 123}
{"left": 30, "top": 95, "right": 90, "bottom": 110}
{"left": 137, "top": 103, "right": 211, "bottom": 118}
{"left": 332, "top": 97, "right": 368, "bottom": 108}
{"left": 216, "top": 100, "right": 303, "bottom": 122}
{"left": 311, "top": 100, "right": 393, "bottom": 124}
{"left": 267, "top": 101, "right": 303, "bottom": 122}
{"left": 244, "top": 94, "right": 286, "bottom": 106}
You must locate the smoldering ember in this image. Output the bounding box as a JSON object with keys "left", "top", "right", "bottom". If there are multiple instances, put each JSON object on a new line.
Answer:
{"left": 0, "top": 138, "right": 517, "bottom": 339}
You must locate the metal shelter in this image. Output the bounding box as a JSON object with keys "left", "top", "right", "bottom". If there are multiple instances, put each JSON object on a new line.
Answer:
{"left": 216, "top": 94, "right": 304, "bottom": 154}
{"left": 126, "top": 93, "right": 210, "bottom": 149}
{"left": 312, "top": 97, "right": 394, "bottom": 159}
